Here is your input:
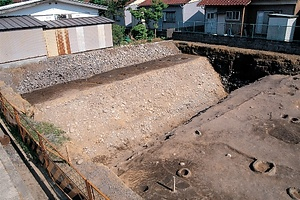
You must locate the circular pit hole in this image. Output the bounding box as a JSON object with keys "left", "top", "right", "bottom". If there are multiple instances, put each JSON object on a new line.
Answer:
{"left": 177, "top": 168, "right": 192, "bottom": 178}
{"left": 250, "top": 160, "right": 276, "bottom": 175}
{"left": 287, "top": 187, "right": 300, "bottom": 200}
{"left": 281, "top": 114, "right": 289, "bottom": 119}
{"left": 291, "top": 117, "right": 300, "bottom": 124}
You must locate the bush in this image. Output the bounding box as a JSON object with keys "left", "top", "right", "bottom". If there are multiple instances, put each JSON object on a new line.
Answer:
{"left": 112, "top": 24, "right": 125, "bottom": 46}
{"left": 131, "top": 24, "right": 148, "bottom": 40}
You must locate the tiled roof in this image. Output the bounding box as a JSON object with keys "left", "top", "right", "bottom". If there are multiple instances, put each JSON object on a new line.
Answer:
{"left": 43, "top": 16, "right": 114, "bottom": 29}
{"left": 0, "top": 0, "right": 107, "bottom": 14}
{"left": 198, "top": 0, "right": 251, "bottom": 6}
{"left": 0, "top": 16, "right": 46, "bottom": 31}
{"left": 139, "top": 0, "right": 190, "bottom": 6}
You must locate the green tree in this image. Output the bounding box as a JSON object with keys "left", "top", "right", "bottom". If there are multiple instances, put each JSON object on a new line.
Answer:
{"left": 0, "top": 0, "right": 13, "bottom": 6}
{"left": 145, "top": 0, "right": 168, "bottom": 37}
{"left": 90, "top": 0, "right": 130, "bottom": 20}
{"left": 130, "top": 0, "right": 167, "bottom": 37}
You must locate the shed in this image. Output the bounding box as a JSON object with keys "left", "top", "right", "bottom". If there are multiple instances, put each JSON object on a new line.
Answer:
{"left": 43, "top": 16, "right": 114, "bottom": 57}
{"left": 267, "top": 14, "right": 298, "bottom": 42}
{"left": 0, "top": 16, "right": 47, "bottom": 68}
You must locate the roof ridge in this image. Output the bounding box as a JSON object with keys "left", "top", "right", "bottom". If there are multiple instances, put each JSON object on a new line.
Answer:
{"left": 0, "top": 0, "right": 107, "bottom": 12}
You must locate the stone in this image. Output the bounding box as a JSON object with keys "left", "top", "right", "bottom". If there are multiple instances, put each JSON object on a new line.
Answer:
{"left": 76, "top": 159, "right": 83, "bottom": 165}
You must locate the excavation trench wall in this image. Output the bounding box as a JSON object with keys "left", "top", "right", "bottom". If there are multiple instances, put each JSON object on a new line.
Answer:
{"left": 0, "top": 41, "right": 180, "bottom": 94}
{"left": 175, "top": 41, "right": 300, "bottom": 91}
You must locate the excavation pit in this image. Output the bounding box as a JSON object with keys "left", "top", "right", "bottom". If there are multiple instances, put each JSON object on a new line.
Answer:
{"left": 250, "top": 160, "right": 276, "bottom": 175}
{"left": 1, "top": 41, "right": 300, "bottom": 200}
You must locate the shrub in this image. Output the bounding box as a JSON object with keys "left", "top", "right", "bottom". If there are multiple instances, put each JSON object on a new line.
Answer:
{"left": 131, "top": 24, "right": 148, "bottom": 40}
{"left": 112, "top": 24, "right": 125, "bottom": 46}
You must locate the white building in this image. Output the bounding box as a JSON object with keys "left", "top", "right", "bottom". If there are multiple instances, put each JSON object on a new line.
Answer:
{"left": 0, "top": 0, "right": 107, "bottom": 21}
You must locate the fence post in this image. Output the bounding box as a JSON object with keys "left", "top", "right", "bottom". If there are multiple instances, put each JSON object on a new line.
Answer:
{"left": 38, "top": 134, "right": 49, "bottom": 167}
{"left": 0, "top": 94, "right": 7, "bottom": 118}
{"left": 85, "top": 180, "right": 93, "bottom": 200}
{"left": 193, "top": 21, "right": 195, "bottom": 32}
{"left": 13, "top": 108, "right": 25, "bottom": 141}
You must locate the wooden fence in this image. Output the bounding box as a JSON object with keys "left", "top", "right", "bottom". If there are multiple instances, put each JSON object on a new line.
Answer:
{"left": 0, "top": 92, "right": 109, "bottom": 200}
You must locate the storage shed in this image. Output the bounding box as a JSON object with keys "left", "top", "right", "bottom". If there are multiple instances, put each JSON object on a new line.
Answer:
{"left": 0, "top": 15, "right": 114, "bottom": 68}
{"left": 267, "top": 14, "right": 298, "bottom": 42}
{"left": 0, "top": 16, "right": 47, "bottom": 68}
{"left": 43, "top": 16, "right": 114, "bottom": 57}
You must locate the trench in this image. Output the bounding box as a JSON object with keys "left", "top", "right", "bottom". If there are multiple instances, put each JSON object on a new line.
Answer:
{"left": 175, "top": 41, "right": 300, "bottom": 92}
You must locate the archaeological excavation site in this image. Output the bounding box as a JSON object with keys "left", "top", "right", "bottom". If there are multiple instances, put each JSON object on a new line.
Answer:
{"left": 0, "top": 41, "right": 299, "bottom": 200}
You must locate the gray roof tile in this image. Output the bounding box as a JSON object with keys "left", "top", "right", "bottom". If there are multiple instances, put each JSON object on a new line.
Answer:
{"left": 0, "top": 16, "right": 45, "bottom": 31}
{"left": 44, "top": 16, "right": 114, "bottom": 29}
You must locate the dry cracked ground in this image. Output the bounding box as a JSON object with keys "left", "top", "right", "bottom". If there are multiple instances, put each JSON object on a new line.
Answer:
{"left": 20, "top": 53, "right": 300, "bottom": 199}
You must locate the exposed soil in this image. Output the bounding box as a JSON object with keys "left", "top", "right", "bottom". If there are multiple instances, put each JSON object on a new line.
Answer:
{"left": 21, "top": 54, "right": 226, "bottom": 198}
{"left": 119, "top": 74, "right": 300, "bottom": 199}
{"left": 7, "top": 42, "right": 300, "bottom": 199}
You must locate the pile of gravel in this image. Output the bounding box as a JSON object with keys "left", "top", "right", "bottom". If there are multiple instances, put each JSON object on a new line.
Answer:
{"left": 17, "top": 41, "right": 180, "bottom": 93}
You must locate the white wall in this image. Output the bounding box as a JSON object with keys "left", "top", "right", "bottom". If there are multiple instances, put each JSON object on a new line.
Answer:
{"left": 0, "top": 28, "right": 47, "bottom": 68}
{"left": 183, "top": 1, "right": 204, "bottom": 22}
{"left": 1, "top": 2, "right": 99, "bottom": 21}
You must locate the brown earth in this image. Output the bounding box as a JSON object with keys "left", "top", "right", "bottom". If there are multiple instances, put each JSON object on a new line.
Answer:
{"left": 21, "top": 54, "right": 226, "bottom": 198}
{"left": 9, "top": 45, "right": 300, "bottom": 199}
{"left": 119, "top": 74, "right": 300, "bottom": 199}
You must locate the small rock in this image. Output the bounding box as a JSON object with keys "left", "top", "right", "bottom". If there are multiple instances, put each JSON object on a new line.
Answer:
{"left": 76, "top": 159, "right": 83, "bottom": 165}
{"left": 225, "top": 153, "right": 232, "bottom": 158}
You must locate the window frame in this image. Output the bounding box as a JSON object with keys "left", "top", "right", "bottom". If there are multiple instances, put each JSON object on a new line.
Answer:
{"left": 206, "top": 12, "right": 216, "bottom": 19}
{"left": 226, "top": 11, "right": 240, "bottom": 21}
{"left": 163, "top": 11, "right": 176, "bottom": 23}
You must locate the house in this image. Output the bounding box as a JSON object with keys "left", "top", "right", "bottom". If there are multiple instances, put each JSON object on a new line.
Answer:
{"left": 138, "top": 0, "right": 205, "bottom": 30}
{"left": 0, "top": 15, "right": 114, "bottom": 68}
{"left": 121, "top": 0, "right": 145, "bottom": 29}
{"left": 198, "top": 0, "right": 300, "bottom": 38}
{"left": 0, "top": 0, "right": 107, "bottom": 21}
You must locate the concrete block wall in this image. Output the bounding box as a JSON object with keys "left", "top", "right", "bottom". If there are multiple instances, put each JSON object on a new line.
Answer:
{"left": 172, "top": 32, "right": 300, "bottom": 55}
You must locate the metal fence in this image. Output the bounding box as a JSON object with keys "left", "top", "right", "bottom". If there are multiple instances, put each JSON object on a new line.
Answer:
{"left": 159, "top": 21, "right": 300, "bottom": 42}
{"left": 0, "top": 92, "right": 109, "bottom": 200}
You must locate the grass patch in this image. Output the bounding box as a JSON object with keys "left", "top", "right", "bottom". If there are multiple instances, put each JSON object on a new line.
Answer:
{"left": 32, "top": 121, "right": 69, "bottom": 145}
{"left": 20, "top": 114, "right": 69, "bottom": 146}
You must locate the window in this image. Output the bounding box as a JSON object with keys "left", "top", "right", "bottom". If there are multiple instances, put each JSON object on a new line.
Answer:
{"left": 163, "top": 12, "right": 176, "bottom": 22}
{"left": 55, "top": 14, "right": 72, "bottom": 20}
{"left": 226, "top": 11, "right": 240, "bottom": 21}
{"left": 206, "top": 12, "right": 216, "bottom": 19}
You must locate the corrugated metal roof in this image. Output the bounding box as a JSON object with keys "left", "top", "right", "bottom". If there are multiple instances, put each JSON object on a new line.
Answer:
{"left": 139, "top": 0, "right": 191, "bottom": 6}
{"left": 0, "top": 0, "right": 107, "bottom": 14}
{"left": 43, "top": 16, "right": 114, "bottom": 29}
{"left": 0, "top": 15, "right": 45, "bottom": 31}
{"left": 198, "top": 0, "right": 251, "bottom": 6}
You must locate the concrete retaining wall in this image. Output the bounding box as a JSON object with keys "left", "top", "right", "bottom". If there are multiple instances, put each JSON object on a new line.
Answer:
{"left": 0, "top": 41, "right": 180, "bottom": 94}
{"left": 173, "top": 32, "right": 300, "bottom": 55}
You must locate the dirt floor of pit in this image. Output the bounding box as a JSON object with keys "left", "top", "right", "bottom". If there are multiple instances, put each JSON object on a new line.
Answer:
{"left": 119, "top": 74, "right": 300, "bottom": 200}
{"left": 22, "top": 54, "right": 227, "bottom": 199}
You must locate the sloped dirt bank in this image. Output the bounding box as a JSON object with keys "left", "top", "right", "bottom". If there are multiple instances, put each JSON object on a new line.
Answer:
{"left": 22, "top": 54, "right": 227, "bottom": 195}
{"left": 175, "top": 41, "right": 300, "bottom": 91}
